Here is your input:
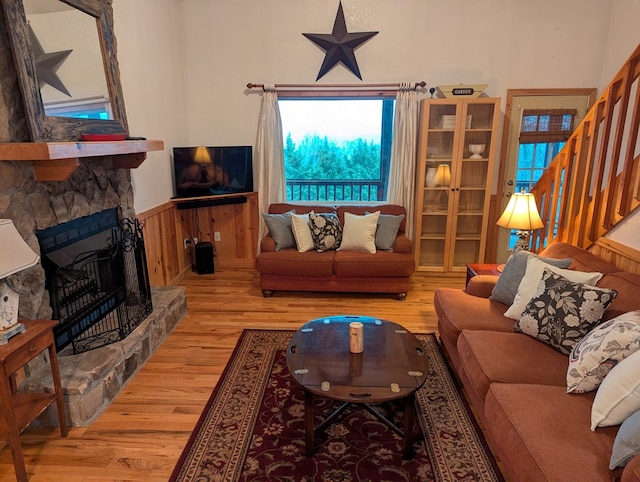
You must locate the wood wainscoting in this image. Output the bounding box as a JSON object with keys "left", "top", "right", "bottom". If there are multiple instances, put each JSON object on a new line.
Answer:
{"left": 136, "top": 192, "right": 259, "bottom": 286}
{"left": 589, "top": 237, "right": 640, "bottom": 274}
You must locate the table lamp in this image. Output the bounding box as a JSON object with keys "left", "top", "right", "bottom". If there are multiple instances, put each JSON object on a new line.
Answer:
{"left": 0, "top": 219, "right": 40, "bottom": 344}
{"left": 496, "top": 189, "right": 544, "bottom": 251}
{"left": 193, "top": 146, "right": 211, "bottom": 183}
{"left": 435, "top": 164, "right": 451, "bottom": 210}
{"left": 435, "top": 163, "right": 451, "bottom": 187}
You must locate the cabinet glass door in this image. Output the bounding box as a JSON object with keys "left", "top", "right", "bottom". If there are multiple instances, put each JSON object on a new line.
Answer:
{"left": 418, "top": 101, "right": 460, "bottom": 269}
{"left": 450, "top": 101, "right": 496, "bottom": 269}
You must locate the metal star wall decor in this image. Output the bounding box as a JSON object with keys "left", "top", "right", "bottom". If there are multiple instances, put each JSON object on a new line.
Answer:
{"left": 302, "top": 2, "right": 378, "bottom": 81}
{"left": 28, "top": 24, "right": 73, "bottom": 97}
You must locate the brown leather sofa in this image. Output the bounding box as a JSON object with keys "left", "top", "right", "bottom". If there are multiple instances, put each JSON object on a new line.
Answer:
{"left": 255, "top": 203, "right": 414, "bottom": 299}
{"left": 434, "top": 242, "right": 640, "bottom": 482}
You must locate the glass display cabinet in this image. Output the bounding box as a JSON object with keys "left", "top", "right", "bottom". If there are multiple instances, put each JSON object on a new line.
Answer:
{"left": 414, "top": 97, "right": 501, "bottom": 272}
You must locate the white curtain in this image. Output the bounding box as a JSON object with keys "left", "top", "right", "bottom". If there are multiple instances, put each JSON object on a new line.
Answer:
{"left": 387, "top": 83, "right": 419, "bottom": 240}
{"left": 254, "top": 87, "right": 286, "bottom": 251}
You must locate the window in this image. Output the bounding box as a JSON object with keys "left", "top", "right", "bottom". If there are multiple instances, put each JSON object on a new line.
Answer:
{"left": 278, "top": 98, "right": 395, "bottom": 202}
{"left": 508, "top": 109, "right": 576, "bottom": 249}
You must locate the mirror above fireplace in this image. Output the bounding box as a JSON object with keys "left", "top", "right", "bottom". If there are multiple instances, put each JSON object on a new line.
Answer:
{"left": 1, "top": 0, "right": 129, "bottom": 141}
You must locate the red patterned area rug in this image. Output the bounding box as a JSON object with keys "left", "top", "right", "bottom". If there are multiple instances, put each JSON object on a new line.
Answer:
{"left": 170, "top": 329, "right": 504, "bottom": 482}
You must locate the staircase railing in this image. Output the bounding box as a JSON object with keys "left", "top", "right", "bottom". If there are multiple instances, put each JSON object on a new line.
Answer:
{"left": 530, "top": 43, "right": 640, "bottom": 252}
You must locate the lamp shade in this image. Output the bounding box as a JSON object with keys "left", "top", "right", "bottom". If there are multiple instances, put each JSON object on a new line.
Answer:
{"left": 0, "top": 219, "right": 40, "bottom": 279}
{"left": 193, "top": 146, "right": 211, "bottom": 164}
{"left": 435, "top": 164, "right": 451, "bottom": 187}
{"left": 496, "top": 191, "right": 544, "bottom": 230}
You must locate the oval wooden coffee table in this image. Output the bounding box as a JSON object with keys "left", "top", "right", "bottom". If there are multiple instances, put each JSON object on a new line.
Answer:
{"left": 286, "top": 315, "right": 429, "bottom": 459}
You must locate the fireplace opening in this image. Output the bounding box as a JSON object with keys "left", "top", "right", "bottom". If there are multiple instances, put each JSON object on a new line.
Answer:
{"left": 36, "top": 209, "right": 152, "bottom": 354}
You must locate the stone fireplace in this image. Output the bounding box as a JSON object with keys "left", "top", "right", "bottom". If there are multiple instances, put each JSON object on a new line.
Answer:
{"left": 37, "top": 208, "right": 153, "bottom": 354}
{"left": 0, "top": 10, "right": 185, "bottom": 426}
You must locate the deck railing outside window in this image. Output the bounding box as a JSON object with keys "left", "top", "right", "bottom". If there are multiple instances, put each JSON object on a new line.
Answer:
{"left": 286, "top": 179, "right": 386, "bottom": 202}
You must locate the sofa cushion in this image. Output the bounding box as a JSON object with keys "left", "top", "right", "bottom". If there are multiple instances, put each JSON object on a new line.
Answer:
{"left": 255, "top": 250, "right": 335, "bottom": 276}
{"left": 592, "top": 349, "right": 640, "bottom": 430}
{"left": 269, "top": 203, "right": 335, "bottom": 215}
{"left": 567, "top": 311, "right": 640, "bottom": 394}
{"left": 489, "top": 248, "right": 572, "bottom": 306}
{"left": 434, "top": 288, "right": 514, "bottom": 370}
{"left": 611, "top": 409, "right": 640, "bottom": 469}
{"left": 622, "top": 453, "right": 640, "bottom": 482}
{"left": 337, "top": 211, "right": 379, "bottom": 253}
{"left": 541, "top": 242, "right": 620, "bottom": 273}
{"left": 484, "top": 383, "right": 619, "bottom": 482}
{"left": 262, "top": 211, "right": 296, "bottom": 251}
{"left": 336, "top": 204, "right": 407, "bottom": 233}
{"left": 598, "top": 272, "right": 640, "bottom": 320}
{"left": 504, "top": 256, "right": 603, "bottom": 320}
{"left": 333, "top": 250, "right": 414, "bottom": 277}
{"left": 515, "top": 268, "right": 618, "bottom": 355}
{"left": 458, "top": 330, "right": 567, "bottom": 406}
{"left": 309, "top": 212, "right": 342, "bottom": 252}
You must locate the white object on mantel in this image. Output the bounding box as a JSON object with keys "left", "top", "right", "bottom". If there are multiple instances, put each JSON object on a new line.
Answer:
{"left": 0, "top": 219, "right": 40, "bottom": 340}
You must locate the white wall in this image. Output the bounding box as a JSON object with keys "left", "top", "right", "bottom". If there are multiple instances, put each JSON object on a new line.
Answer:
{"left": 178, "top": 0, "right": 612, "bottom": 147}
{"left": 600, "top": 0, "right": 640, "bottom": 89}
{"left": 112, "top": 0, "right": 640, "bottom": 253}
{"left": 600, "top": 0, "right": 640, "bottom": 248}
{"left": 113, "top": 0, "right": 188, "bottom": 213}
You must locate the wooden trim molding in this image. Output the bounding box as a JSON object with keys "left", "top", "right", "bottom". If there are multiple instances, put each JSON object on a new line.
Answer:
{"left": 589, "top": 237, "right": 640, "bottom": 274}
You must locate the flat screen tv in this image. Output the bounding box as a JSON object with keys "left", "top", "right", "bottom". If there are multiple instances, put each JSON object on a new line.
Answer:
{"left": 172, "top": 146, "right": 253, "bottom": 199}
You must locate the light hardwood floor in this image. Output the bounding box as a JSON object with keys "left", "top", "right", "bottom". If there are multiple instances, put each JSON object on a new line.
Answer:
{"left": 0, "top": 268, "right": 466, "bottom": 481}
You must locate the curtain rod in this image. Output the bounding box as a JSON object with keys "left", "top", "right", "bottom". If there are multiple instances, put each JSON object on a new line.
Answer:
{"left": 246, "top": 81, "right": 426, "bottom": 91}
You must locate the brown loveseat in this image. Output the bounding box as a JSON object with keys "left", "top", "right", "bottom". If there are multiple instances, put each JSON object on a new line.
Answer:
{"left": 255, "top": 203, "right": 414, "bottom": 299}
{"left": 434, "top": 242, "right": 640, "bottom": 482}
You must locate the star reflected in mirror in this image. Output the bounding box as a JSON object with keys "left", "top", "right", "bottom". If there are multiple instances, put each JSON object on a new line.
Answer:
{"left": 302, "top": 2, "right": 378, "bottom": 81}
{"left": 28, "top": 24, "right": 73, "bottom": 97}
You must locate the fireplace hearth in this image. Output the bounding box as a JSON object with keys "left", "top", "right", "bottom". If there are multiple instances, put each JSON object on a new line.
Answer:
{"left": 37, "top": 208, "right": 152, "bottom": 354}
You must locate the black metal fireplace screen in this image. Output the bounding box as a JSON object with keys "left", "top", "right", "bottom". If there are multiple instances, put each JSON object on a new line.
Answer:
{"left": 37, "top": 209, "right": 152, "bottom": 354}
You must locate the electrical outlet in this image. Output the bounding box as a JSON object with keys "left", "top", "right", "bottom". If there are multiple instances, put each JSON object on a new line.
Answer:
{"left": 183, "top": 238, "right": 190, "bottom": 250}
{"left": 214, "top": 232, "right": 221, "bottom": 242}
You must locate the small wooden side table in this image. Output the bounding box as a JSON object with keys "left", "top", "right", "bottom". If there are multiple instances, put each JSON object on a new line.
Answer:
{"left": 0, "top": 319, "right": 68, "bottom": 482}
{"left": 466, "top": 263, "right": 502, "bottom": 288}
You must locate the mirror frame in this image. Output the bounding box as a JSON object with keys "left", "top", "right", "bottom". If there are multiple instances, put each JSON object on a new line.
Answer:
{"left": 1, "top": 0, "right": 128, "bottom": 141}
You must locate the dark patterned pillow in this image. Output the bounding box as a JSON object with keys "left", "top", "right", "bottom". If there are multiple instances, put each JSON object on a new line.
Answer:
{"left": 515, "top": 268, "right": 618, "bottom": 355}
{"left": 308, "top": 212, "right": 342, "bottom": 252}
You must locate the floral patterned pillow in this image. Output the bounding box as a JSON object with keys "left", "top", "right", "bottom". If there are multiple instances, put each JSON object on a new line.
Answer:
{"left": 566, "top": 311, "right": 640, "bottom": 393}
{"left": 515, "top": 268, "right": 618, "bottom": 355}
{"left": 308, "top": 212, "right": 342, "bottom": 252}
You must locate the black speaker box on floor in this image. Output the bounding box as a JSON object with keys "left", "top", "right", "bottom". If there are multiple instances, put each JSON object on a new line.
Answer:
{"left": 195, "top": 241, "right": 214, "bottom": 274}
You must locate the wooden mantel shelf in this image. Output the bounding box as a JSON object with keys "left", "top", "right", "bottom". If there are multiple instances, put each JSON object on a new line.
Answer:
{"left": 0, "top": 139, "right": 164, "bottom": 181}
